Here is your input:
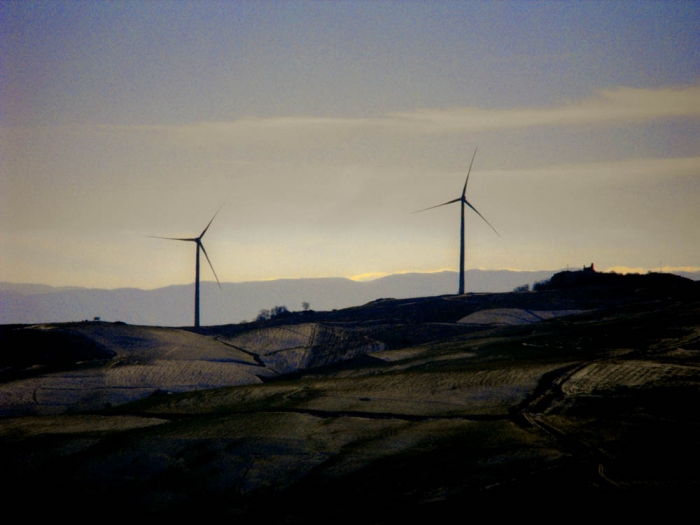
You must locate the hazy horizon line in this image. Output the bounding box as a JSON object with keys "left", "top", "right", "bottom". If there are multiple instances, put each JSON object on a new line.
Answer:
{"left": 2, "top": 266, "right": 698, "bottom": 291}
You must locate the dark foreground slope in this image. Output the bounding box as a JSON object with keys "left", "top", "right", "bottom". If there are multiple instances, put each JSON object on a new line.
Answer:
{"left": 1, "top": 274, "right": 699, "bottom": 521}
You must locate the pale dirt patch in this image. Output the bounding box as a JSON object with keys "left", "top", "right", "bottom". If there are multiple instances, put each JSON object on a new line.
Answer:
{"left": 368, "top": 347, "right": 474, "bottom": 363}
{"left": 69, "top": 323, "right": 258, "bottom": 364}
{"left": 0, "top": 360, "right": 272, "bottom": 415}
{"left": 104, "top": 360, "right": 272, "bottom": 387}
{"left": 222, "top": 323, "right": 385, "bottom": 374}
{"left": 458, "top": 308, "right": 587, "bottom": 325}
{"left": 220, "top": 324, "right": 319, "bottom": 354}
{"left": 562, "top": 360, "right": 700, "bottom": 395}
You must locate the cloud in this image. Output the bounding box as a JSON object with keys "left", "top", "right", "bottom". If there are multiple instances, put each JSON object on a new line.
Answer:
{"left": 388, "top": 83, "right": 700, "bottom": 133}
{"left": 144, "top": 83, "right": 700, "bottom": 145}
{"left": 349, "top": 268, "right": 454, "bottom": 282}
{"left": 496, "top": 156, "right": 700, "bottom": 179}
{"left": 3, "top": 83, "right": 698, "bottom": 150}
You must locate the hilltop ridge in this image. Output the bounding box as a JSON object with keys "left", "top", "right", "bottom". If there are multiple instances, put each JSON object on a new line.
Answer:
{"left": 535, "top": 268, "right": 693, "bottom": 290}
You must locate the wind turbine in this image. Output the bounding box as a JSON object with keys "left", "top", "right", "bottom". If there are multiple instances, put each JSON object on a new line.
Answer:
{"left": 151, "top": 207, "right": 223, "bottom": 327}
{"left": 414, "top": 148, "right": 500, "bottom": 295}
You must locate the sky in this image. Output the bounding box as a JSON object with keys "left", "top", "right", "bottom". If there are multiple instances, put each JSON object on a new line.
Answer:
{"left": 1, "top": 0, "right": 699, "bottom": 289}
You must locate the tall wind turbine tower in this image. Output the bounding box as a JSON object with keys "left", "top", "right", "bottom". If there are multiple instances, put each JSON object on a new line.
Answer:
{"left": 151, "top": 208, "right": 222, "bottom": 327}
{"left": 414, "top": 148, "right": 500, "bottom": 295}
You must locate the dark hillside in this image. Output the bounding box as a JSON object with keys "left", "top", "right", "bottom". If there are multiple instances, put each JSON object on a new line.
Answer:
{"left": 0, "top": 325, "right": 115, "bottom": 382}
{"left": 535, "top": 269, "right": 693, "bottom": 290}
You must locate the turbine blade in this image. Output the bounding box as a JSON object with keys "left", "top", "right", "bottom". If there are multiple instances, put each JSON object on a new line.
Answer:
{"left": 199, "top": 242, "right": 222, "bottom": 289}
{"left": 199, "top": 205, "right": 224, "bottom": 239}
{"left": 148, "top": 235, "right": 198, "bottom": 242}
{"left": 463, "top": 198, "right": 501, "bottom": 237}
{"left": 412, "top": 197, "right": 461, "bottom": 213}
{"left": 462, "top": 147, "right": 478, "bottom": 198}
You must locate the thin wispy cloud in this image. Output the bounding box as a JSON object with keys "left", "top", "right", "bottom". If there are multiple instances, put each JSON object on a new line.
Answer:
{"left": 349, "top": 268, "right": 455, "bottom": 282}
{"left": 142, "top": 83, "right": 700, "bottom": 144}
{"left": 489, "top": 156, "right": 700, "bottom": 179}
{"left": 3, "top": 83, "right": 697, "bottom": 148}
{"left": 389, "top": 84, "right": 700, "bottom": 133}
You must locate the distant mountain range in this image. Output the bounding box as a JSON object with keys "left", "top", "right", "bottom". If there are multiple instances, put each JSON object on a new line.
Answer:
{"left": 2, "top": 269, "right": 697, "bottom": 326}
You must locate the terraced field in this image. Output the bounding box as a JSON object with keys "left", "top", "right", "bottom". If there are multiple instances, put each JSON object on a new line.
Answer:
{"left": 561, "top": 360, "right": 700, "bottom": 395}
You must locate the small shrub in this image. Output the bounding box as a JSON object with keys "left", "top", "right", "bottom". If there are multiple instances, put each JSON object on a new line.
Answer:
{"left": 256, "top": 305, "right": 291, "bottom": 322}
{"left": 256, "top": 309, "right": 271, "bottom": 322}
{"left": 270, "top": 305, "right": 290, "bottom": 318}
{"left": 533, "top": 279, "right": 551, "bottom": 291}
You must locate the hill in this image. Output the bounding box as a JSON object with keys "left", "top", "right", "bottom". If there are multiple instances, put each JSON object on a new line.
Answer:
{"left": 0, "top": 269, "right": 557, "bottom": 325}
{"left": 535, "top": 268, "right": 694, "bottom": 290}
{"left": 1, "top": 272, "right": 699, "bottom": 519}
